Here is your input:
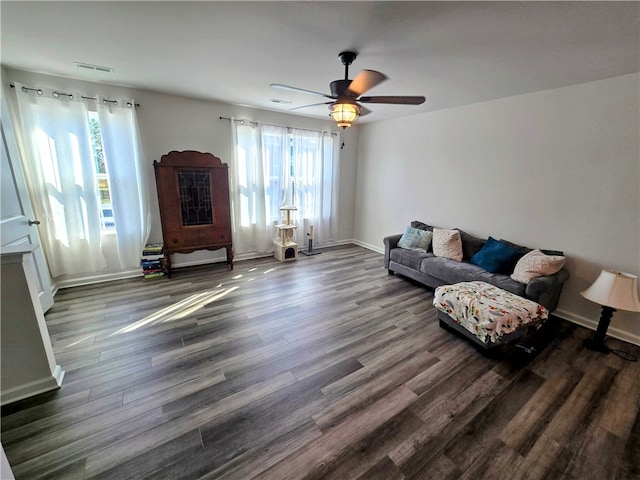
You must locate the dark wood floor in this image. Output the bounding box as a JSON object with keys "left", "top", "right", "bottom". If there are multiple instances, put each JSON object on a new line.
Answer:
{"left": 2, "top": 245, "right": 639, "bottom": 479}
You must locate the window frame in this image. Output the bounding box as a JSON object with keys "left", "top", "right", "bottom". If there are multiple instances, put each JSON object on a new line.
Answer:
{"left": 87, "top": 110, "right": 116, "bottom": 233}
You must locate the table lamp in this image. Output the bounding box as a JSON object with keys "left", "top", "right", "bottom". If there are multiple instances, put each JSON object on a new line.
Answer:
{"left": 580, "top": 269, "right": 640, "bottom": 352}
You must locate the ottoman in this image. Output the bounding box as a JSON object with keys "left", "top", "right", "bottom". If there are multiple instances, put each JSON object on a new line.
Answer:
{"left": 434, "top": 281, "right": 549, "bottom": 349}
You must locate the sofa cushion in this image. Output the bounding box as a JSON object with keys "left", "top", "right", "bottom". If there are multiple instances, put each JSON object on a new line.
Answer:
{"left": 499, "top": 239, "right": 531, "bottom": 256}
{"left": 411, "top": 220, "right": 434, "bottom": 232}
{"left": 511, "top": 249, "right": 566, "bottom": 284}
{"left": 432, "top": 228, "right": 463, "bottom": 262}
{"left": 500, "top": 239, "right": 564, "bottom": 269}
{"left": 499, "top": 239, "right": 531, "bottom": 269}
{"left": 541, "top": 249, "right": 564, "bottom": 257}
{"left": 421, "top": 257, "right": 528, "bottom": 297}
{"left": 455, "top": 228, "right": 486, "bottom": 261}
{"left": 470, "top": 236, "right": 523, "bottom": 274}
{"left": 420, "top": 256, "right": 485, "bottom": 284}
{"left": 398, "top": 226, "right": 433, "bottom": 252}
{"left": 472, "top": 269, "right": 527, "bottom": 297}
{"left": 390, "top": 248, "right": 435, "bottom": 270}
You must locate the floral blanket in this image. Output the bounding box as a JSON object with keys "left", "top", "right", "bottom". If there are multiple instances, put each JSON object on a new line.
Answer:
{"left": 434, "top": 281, "right": 549, "bottom": 344}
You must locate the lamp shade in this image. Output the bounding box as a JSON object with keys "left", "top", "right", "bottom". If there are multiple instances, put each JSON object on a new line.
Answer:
{"left": 329, "top": 101, "right": 360, "bottom": 128}
{"left": 581, "top": 269, "right": 640, "bottom": 312}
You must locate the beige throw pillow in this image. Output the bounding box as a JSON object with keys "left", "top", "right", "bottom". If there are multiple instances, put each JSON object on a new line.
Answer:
{"left": 511, "top": 249, "right": 565, "bottom": 284}
{"left": 432, "top": 228, "right": 463, "bottom": 262}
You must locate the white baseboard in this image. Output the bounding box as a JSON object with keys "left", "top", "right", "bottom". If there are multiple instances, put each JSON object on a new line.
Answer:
{"left": 54, "top": 241, "right": 358, "bottom": 289}
{"left": 1, "top": 365, "right": 64, "bottom": 406}
{"left": 352, "top": 239, "right": 384, "bottom": 254}
{"left": 314, "top": 239, "right": 357, "bottom": 249}
{"left": 52, "top": 364, "right": 66, "bottom": 386}
{"left": 171, "top": 241, "right": 357, "bottom": 266}
{"left": 55, "top": 268, "right": 142, "bottom": 290}
{"left": 168, "top": 257, "right": 237, "bottom": 268}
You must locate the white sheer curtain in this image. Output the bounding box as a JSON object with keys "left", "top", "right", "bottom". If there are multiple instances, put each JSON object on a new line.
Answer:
{"left": 229, "top": 121, "right": 269, "bottom": 254}
{"left": 260, "top": 124, "right": 289, "bottom": 227}
{"left": 320, "top": 133, "right": 339, "bottom": 244}
{"left": 230, "top": 120, "right": 338, "bottom": 255}
{"left": 14, "top": 84, "right": 106, "bottom": 276}
{"left": 97, "top": 101, "right": 150, "bottom": 268}
{"left": 291, "top": 130, "right": 338, "bottom": 245}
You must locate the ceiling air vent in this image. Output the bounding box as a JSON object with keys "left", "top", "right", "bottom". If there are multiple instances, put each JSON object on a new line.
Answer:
{"left": 74, "top": 62, "right": 115, "bottom": 73}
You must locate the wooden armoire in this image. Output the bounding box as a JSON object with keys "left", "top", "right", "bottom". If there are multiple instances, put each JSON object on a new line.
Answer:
{"left": 153, "top": 150, "right": 233, "bottom": 276}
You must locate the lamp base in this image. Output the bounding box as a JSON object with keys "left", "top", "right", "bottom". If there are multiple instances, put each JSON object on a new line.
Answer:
{"left": 583, "top": 305, "right": 616, "bottom": 354}
{"left": 583, "top": 338, "right": 611, "bottom": 353}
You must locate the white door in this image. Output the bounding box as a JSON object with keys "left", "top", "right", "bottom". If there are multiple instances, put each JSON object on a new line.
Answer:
{"left": 1, "top": 99, "right": 54, "bottom": 313}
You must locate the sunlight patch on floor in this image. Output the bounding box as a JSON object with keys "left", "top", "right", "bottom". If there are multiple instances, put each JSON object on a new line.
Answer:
{"left": 62, "top": 334, "right": 96, "bottom": 349}
{"left": 111, "top": 286, "right": 239, "bottom": 335}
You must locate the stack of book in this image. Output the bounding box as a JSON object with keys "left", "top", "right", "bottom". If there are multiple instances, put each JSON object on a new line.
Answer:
{"left": 141, "top": 243, "right": 165, "bottom": 279}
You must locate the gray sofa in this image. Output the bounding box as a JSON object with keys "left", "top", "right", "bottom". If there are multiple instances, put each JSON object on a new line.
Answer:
{"left": 384, "top": 221, "right": 569, "bottom": 312}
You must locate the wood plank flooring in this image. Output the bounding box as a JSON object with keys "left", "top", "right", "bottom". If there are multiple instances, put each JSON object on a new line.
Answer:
{"left": 2, "top": 244, "right": 639, "bottom": 479}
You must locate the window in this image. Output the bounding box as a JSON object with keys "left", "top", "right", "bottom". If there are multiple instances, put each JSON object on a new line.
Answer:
{"left": 231, "top": 122, "right": 337, "bottom": 254}
{"left": 14, "top": 84, "right": 149, "bottom": 275}
{"left": 261, "top": 127, "right": 290, "bottom": 226}
{"left": 88, "top": 111, "right": 116, "bottom": 231}
{"left": 263, "top": 129, "right": 317, "bottom": 225}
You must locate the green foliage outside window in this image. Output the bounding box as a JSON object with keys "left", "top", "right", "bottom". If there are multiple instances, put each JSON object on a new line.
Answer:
{"left": 89, "top": 116, "right": 106, "bottom": 174}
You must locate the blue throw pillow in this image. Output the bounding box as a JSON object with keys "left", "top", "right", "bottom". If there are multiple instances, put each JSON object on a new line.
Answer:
{"left": 470, "top": 236, "right": 523, "bottom": 274}
{"left": 398, "top": 226, "right": 433, "bottom": 252}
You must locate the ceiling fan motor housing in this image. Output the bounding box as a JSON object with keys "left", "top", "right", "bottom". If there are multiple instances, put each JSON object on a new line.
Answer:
{"left": 330, "top": 79, "right": 353, "bottom": 98}
{"left": 270, "top": 49, "right": 425, "bottom": 128}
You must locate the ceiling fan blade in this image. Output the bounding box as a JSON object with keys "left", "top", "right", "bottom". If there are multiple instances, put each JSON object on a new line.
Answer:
{"left": 271, "top": 84, "right": 334, "bottom": 99}
{"left": 359, "top": 95, "right": 426, "bottom": 105}
{"left": 346, "top": 70, "right": 387, "bottom": 97}
{"left": 289, "top": 101, "right": 334, "bottom": 111}
{"left": 359, "top": 105, "right": 372, "bottom": 116}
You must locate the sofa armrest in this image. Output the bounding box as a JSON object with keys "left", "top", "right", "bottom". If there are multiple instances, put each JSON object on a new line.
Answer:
{"left": 525, "top": 268, "right": 570, "bottom": 312}
{"left": 383, "top": 234, "right": 403, "bottom": 269}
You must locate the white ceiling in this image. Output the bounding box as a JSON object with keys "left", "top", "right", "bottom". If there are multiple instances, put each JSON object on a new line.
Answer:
{"left": 2, "top": 1, "right": 639, "bottom": 124}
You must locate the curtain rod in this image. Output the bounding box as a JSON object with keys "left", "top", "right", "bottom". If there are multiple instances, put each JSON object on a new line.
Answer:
{"left": 219, "top": 116, "right": 337, "bottom": 136}
{"left": 9, "top": 83, "right": 140, "bottom": 107}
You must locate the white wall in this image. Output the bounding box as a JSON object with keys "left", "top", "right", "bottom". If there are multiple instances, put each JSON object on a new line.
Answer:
{"left": 3, "top": 68, "right": 359, "bottom": 286}
{"left": 355, "top": 73, "right": 640, "bottom": 343}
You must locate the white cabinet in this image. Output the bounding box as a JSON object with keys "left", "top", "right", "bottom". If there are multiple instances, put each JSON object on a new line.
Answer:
{"left": 1, "top": 245, "right": 64, "bottom": 405}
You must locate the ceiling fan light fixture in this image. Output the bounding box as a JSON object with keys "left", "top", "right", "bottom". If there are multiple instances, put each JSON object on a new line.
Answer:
{"left": 273, "top": 50, "right": 424, "bottom": 125}
{"left": 329, "top": 101, "right": 360, "bottom": 129}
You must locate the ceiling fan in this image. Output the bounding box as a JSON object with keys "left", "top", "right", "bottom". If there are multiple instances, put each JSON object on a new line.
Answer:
{"left": 271, "top": 51, "right": 426, "bottom": 128}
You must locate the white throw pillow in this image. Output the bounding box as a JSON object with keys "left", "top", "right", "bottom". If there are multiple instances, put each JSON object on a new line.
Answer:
{"left": 432, "top": 228, "right": 463, "bottom": 262}
{"left": 511, "top": 249, "right": 565, "bottom": 284}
